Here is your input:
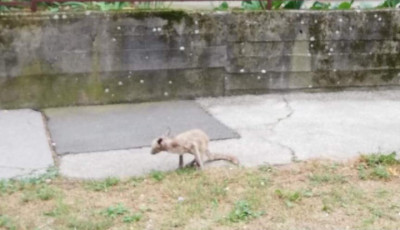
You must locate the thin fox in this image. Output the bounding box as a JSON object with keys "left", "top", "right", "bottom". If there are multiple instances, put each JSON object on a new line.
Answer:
{"left": 150, "top": 129, "right": 239, "bottom": 170}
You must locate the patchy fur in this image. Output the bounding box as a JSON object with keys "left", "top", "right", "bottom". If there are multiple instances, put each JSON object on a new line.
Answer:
{"left": 151, "top": 129, "right": 239, "bottom": 169}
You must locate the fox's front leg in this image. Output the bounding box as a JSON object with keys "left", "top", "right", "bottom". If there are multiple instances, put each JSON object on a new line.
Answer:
{"left": 193, "top": 145, "right": 204, "bottom": 170}
{"left": 179, "top": 155, "right": 184, "bottom": 169}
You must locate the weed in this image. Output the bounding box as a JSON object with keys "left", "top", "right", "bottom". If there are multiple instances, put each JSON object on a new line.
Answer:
{"left": 322, "top": 203, "right": 332, "bottom": 212}
{"left": 86, "top": 177, "right": 119, "bottom": 192}
{"left": 371, "top": 165, "right": 390, "bottom": 179}
{"left": 123, "top": 213, "right": 142, "bottom": 223}
{"left": 227, "top": 200, "right": 264, "bottom": 223}
{"left": 309, "top": 173, "right": 347, "bottom": 184}
{"left": 0, "top": 180, "right": 17, "bottom": 195}
{"left": 44, "top": 198, "right": 70, "bottom": 217}
{"left": 361, "top": 152, "right": 399, "bottom": 167}
{"left": 258, "top": 164, "right": 274, "bottom": 173}
{"left": 357, "top": 164, "right": 367, "bottom": 180}
{"left": 374, "top": 188, "right": 389, "bottom": 198}
{"left": 1, "top": 167, "right": 59, "bottom": 195}
{"left": 211, "top": 180, "right": 229, "bottom": 197}
{"left": 175, "top": 167, "right": 197, "bottom": 175}
{"left": 36, "top": 185, "right": 57, "bottom": 201}
{"left": 102, "top": 203, "right": 129, "bottom": 218}
{"left": 247, "top": 172, "right": 270, "bottom": 188}
{"left": 275, "top": 189, "right": 303, "bottom": 208}
{"left": 0, "top": 215, "right": 16, "bottom": 230}
{"left": 19, "top": 166, "right": 59, "bottom": 185}
{"left": 130, "top": 176, "right": 145, "bottom": 187}
{"left": 150, "top": 170, "right": 165, "bottom": 182}
{"left": 67, "top": 216, "right": 113, "bottom": 230}
{"left": 275, "top": 189, "right": 302, "bottom": 202}
{"left": 20, "top": 190, "right": 36, "bottom": 203}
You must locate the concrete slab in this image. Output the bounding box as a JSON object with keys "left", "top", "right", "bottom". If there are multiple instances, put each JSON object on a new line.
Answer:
{"left": 0, "top": 109, "right": 54, "bottom": 179}
{"left": 45, "top": 101, "right": 239, "bottom": 155}
{"left": 201, "top": 90, "right": 400, "bottom": 162}
{"left": 274, "top": 91, "right": 400, "bottom": 161}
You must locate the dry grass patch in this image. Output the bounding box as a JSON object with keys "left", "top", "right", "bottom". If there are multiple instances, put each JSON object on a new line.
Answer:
{"left": 1, "top": 154, "right": 400, "bottom": 230}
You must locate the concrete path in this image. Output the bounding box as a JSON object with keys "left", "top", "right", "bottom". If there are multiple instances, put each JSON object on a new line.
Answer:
{"left": 1, "top": 90, "right": 400, "bottom": 180}
{"left": 60, "top": 90, "right": 400, "bottom": 179}
{"left": 0, "top": 109, "right": 54, "bottom": 179}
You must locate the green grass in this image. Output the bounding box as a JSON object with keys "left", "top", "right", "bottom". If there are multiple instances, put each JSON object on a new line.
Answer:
{"left": 86, "top": 177, "right": 120, "bottom": 192}
{"left": 44, "top": 198, "right": 70, "bottom": 217}
{"left": 67, "top": 216, "right": 113, "bottom": 230}
{"left": 150, "top": 170, "right": 165, "bottom": 182}
{"left": 20, "top": 184, "right": 60, "bottom": 202}
{"left": 0, "top": 215, "right": 16, "bottom": 230}
{"left": 358, "top": 152, "right": 399, "bottom": 180}
{"left": 1, "top": 156, "right": 400, "bottom": 229}
{"left": 0, "top": 167, "right": 59, "bottom": 195}
{"left": 36, "top": 185, "right": 58, "bottom": 200}
{"left": 309, "top": 173, "right": 347, "bottom": 184}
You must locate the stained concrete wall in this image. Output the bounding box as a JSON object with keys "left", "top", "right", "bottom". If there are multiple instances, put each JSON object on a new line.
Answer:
{"left": 0, "top": 10, "right": 399, "bottom": 109}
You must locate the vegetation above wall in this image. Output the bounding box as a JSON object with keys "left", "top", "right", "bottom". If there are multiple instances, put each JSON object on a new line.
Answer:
{"left": 0, "top": 0, "right": 399, "bottom": 12}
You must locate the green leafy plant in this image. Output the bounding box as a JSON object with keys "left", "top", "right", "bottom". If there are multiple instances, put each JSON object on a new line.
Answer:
{"left": 93, "top": 1, "right": 130, "bottom": 11}
{"left": 62, "top": 1, "right": 89, "bottom": 10}
{"left": 136, "top": 1, "right": 172, "bottom": 10}
{"left": 275, "top": 189, "right": 303, "bottom": 207}
{"left": 241, "top": 0, "right": 266, "bottom": 10}
{"left": 102, "top": 203, "right": 129, "bottom": 218}
{"left": 310, "top": 1, "right": 330, "bottom": 10}
{"left": 371, "top": 165, "right": 391, "bottom": 179}
{"left": 282, "top": 0, "right": 304, "bottom": 9}
{"left": 150, "top": 170, "right": 165, "bottom": 182}
{"left": 123, "top": 213, "right": 142, "bottom": 223}
{"left": 214, "top": 1, "right": 229, "bottom": 11}
{"left": 227, "top": 200, "right": 264, "bottom": 223}
{"left": 333, "top": 0, "right": 354, "bottom": 10}
{"left": 361, "top": 152, "right": 399, "bottom": 167}
{"left": 378, "top": 0, "right": 400, "bottom": 8}
{"left": 357, "top": 152, "right": 399, "bottom": 180}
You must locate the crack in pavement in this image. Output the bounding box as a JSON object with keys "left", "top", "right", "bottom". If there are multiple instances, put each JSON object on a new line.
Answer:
{"left": 262, "top": 95, "right": 298, "bottom": 162}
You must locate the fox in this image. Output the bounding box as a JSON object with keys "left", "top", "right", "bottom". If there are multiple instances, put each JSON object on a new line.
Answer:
{"left": 150, "top": 129, "right": 239, "bottom": 170}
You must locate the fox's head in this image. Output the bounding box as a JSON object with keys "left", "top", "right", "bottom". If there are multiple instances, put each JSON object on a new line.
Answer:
{"left": 150, "top": 128, "right": 172, "bottom": 155}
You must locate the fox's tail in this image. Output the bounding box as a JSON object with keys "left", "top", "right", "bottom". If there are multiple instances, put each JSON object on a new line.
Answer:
{"left": 206, "top": 151, "right": 240, "bottom": 165}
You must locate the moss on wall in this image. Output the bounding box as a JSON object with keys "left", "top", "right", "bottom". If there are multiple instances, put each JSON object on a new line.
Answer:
{"left": 1, "top": 10, "right": 400, "bottom": 109}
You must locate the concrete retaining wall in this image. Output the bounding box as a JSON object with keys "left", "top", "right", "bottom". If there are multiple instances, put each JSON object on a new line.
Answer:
{"left": 1, "top": 10, "right": 399, "bottom": 109}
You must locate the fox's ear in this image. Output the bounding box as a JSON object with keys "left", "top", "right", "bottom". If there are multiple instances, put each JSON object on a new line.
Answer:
{"left": 157, "top": 138, "right": 163, "bottom": 145}
{"left": 164, "top": 127, "right": 171, "bottom": 137}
